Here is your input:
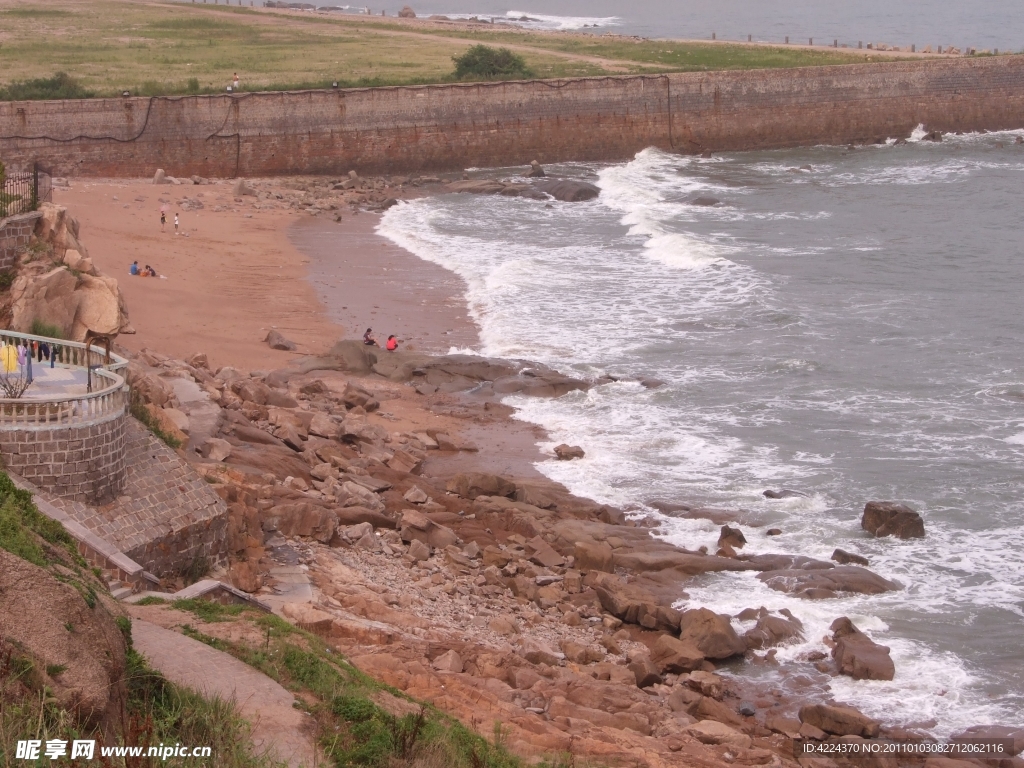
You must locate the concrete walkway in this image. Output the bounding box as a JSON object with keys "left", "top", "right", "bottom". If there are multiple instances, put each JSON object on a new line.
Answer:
{"left": 132, "top": 619, "right": 318, "bottom": 768}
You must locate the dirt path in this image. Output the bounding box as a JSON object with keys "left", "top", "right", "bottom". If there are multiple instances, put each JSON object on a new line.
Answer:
{"left": 131, "top": 619, "right": 318, "bottom": 768}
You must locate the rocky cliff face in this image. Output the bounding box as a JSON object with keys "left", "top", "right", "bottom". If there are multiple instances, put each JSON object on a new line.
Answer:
{"left": 9, "top": 203, "right": 132, "bottom": 341}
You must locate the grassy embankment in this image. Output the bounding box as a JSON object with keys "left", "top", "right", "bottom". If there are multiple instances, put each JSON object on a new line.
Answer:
{"left": 0, "top": 471, "right": 279, "bottom": 767}
{"left": 0, "top": 0, "right": 885, "bottom": 99}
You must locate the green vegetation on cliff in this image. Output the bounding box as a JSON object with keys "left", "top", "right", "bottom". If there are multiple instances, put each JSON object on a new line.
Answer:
{"left": 0, "top": 470, "right": 283, "bottom": 768}
{"left": 0, "top": 0, "right": 899, "bottom": 100}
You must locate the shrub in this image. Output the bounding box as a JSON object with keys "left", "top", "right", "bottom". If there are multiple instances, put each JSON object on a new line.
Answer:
{"left": 452, "top": 45, "right": 533, "bottom": 81}
{"left": 29, "top": 319, "right": 63, "bottom": 339}
{"left": 0, "top": 72, "right": 94, "bottom": 101}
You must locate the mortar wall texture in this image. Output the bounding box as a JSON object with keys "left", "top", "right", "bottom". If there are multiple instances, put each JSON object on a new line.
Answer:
{"left": 0, "top": 212, "right": 42, "bottom": 271}
{"left": 36, "top": 418, "right": 228, "bottom": 577}
{"left": 2, "top": 57, "right": 1024, "bottom": 177}
{"left": 0, "top": 412, "right": 126, "bottom": 503}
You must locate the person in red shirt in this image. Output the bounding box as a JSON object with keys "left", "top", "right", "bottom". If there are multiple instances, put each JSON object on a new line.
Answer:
{"left": 386, "top": 335, "right": 398, "bottom": 351}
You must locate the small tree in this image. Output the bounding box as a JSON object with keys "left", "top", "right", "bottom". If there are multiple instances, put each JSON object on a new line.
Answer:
{"left": 452, "top": 45, "right": 533, "bottom": 81}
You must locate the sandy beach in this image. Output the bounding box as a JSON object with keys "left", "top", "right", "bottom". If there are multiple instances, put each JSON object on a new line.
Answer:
{"left": 56, "top": 179, "right": 342, "bottom": 371}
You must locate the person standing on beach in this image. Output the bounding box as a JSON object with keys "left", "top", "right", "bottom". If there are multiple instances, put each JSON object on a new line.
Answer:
{"left": 174, "top": 213, "right": 179, "bottom": 235}
{"left": 160, "top": 211, "right": 166, "bottom": 232}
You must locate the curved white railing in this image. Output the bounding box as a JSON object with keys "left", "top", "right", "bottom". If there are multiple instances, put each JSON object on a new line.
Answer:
{"left": 0, "top": 331, "right": 129, "bottom": 427}
{"left": 0, "top": 330, "right": 128, "bottom": 372}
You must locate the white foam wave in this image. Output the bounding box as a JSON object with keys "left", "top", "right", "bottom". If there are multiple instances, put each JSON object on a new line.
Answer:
{"left": 505, "top": 9, "right": 619, "bottom": 29}
{"left": 433, "top": 10, "right": 619, "bottom": 30}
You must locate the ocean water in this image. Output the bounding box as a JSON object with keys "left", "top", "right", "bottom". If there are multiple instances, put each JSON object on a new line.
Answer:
{"left": 378, "top": 131, "right": 1024, "bottom": 735}
{"left": 369, "top": 0, "right": 1024, "bottom": 53}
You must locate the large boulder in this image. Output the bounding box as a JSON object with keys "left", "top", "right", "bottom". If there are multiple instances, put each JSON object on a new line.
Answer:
{"left": 11, "top": 267, "right": 132, "bottom": 341}
{"left": 264, "top": 501, "right": 338, "bottom": 544}
{"left": 830, "top": 617, "right": 895, "bottom": 681}
{"left": 445, "top": 472, "right": 516, "bottom": 499}
{"left": 799, "top": 703, "right": 880, "bottom": 738}
{"left": 575, "top": 540, "right": 614, "bottom": 573}
{"left": 650, "top": 634, "right": 704, "bottom": 673}
{"left": 743, "top": 608, "right": 804, "bottom": 650}
{"left": 533, "top": 179, "right": 600, "bottom": 202}
{"left": 34, "top": 202, "right": 88, "bottom": 256}
{"left": 862, "top": 501, "right": 925, "bottom": 539}
{"left": 398, "top": 5, "right": 416, "bottom": 17}
{"left": 757, "top": 565, "right": 899, "bottom": 599}
{"left": 678, "top": 608, "right": 746, "bottom": 659}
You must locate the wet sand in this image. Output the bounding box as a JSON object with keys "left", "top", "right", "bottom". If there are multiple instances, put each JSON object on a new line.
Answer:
{"left": 288, "top": 213, "right": 480, "bottom": 355}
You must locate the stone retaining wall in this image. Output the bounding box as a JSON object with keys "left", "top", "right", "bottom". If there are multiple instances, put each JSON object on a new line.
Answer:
{"left": 0, "top": 410, "right": 127, "bottom": 504}
{"left": 1, "top": 56, "right": 1023, "bottom": 177}
{"left": 0, "top": 211, "right": 42, "bottom": 271}
{"left": 38, "top": 418, "right": 228, "bottom": 578}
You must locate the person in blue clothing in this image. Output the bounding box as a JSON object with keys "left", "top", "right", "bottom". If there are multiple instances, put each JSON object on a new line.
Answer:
{"left": 130, "top": 261, "right": 139, "bottom": 275}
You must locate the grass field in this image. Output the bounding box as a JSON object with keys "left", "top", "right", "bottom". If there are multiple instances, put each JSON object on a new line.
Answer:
{"left": 0, "top": 0, "right": 899, "bottom": 99}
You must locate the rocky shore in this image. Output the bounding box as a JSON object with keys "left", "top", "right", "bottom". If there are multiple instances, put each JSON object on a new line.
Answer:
{"left": 126, "top": 335, "right": 1023, "bottom": 768}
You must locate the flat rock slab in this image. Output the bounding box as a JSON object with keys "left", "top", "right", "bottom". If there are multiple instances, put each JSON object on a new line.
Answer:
{"left": 132, "top": 619, "right": 317, "bottom": 768}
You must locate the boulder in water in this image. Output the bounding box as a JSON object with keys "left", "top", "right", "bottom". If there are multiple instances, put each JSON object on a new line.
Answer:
{"left": 831, "top": 548, "right": 869, "bottom": 566}
{"left": 830, "top": 616, "right": 895, "bottom": 681}
{"left": 533, "top": 179, "right": 600, "bottom": 202}
{"left": 398, "top": 5, "right": 416, "bottom": 17}
{"left": 689, "top": 196, "right": 721, "bottom": 206}
{"left": 717, "top": 524, "right": 746, "bottom": 550}
{"left": 526, "top": 160, "right": 545, "bottom": 178}
{"left": 862, "top": 501, "right": 925, "bottom": 539}
{"left": 763, "top": 489, "right": 806, "bottom": 499}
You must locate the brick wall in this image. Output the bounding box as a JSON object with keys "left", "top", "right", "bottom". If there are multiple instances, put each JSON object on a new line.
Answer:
{"left": 0, "top": 212, "right": 42, "bottom": 271}
{"left": 2, "top": 56, "right": 1023, "bottom": 178}
{"left": 0, "top": 411, "right": 127, "bottom": 504}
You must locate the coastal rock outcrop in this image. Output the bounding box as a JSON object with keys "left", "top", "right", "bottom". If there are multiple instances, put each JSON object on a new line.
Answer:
{"left": 318, "top": 341, "right": 589, "bottom": 398}
{"left": 862, "top": 501, "right": 926, "bottom": 539}
{"left": 677, "top": 608, "right": 746, "bottom": 659}
{"left": 757, "top": 564, "right": 899, "bottom": 599}
{"left": 8, "top": 204, "right": 132, "bottom": 341}
{"left": 799, "top": 703, "right": 881, "bottom": 737}
{"left": 830, "top": 616, "right": 895, "bottom": 680}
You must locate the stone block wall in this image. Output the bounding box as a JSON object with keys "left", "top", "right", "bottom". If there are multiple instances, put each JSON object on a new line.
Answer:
{"left": 0, "top": 211, "right": 42, "bottom": 271}
{"left": 37, "top": 419, "right": 228, "bottom": 578}
{"left": 1, "top": 56, "right": 1023, "bottom": 178}
{"left": 0, "top": 411, "right": 127, "bottom": 504}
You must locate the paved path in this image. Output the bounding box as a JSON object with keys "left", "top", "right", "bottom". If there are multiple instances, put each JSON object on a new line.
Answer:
{"left": 132, "top": 619, "right": 317, "bottom": 768}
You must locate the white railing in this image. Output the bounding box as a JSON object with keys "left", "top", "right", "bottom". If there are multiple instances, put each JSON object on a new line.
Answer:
{"left": 0, "top": 329, "right": 129, "bottom": 373}
{"left": 0, "top": 331, "right": 129, "bottom": 427}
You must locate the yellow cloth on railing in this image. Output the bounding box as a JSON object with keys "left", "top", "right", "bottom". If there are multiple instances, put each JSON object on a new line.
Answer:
{"left": 1, "top": 345, "right": 17, "bottom": 373}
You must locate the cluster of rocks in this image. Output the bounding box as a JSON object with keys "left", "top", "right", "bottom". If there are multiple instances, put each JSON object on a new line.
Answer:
{"left": 7, "top": 203, "right": 132, "bottom": 341}
{"left": 113, "top": 338, "right": 1019, "bottom": 767}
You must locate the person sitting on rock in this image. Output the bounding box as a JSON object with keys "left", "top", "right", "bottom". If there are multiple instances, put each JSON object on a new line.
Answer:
{"left": 386, "top": 334, "right": 398, "bottom": 351}
{"left": 363, "top": 328, "right": 378, "bottom": 346}
{"left": 129, "top": 260, "right": 139, "bottom": 276}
